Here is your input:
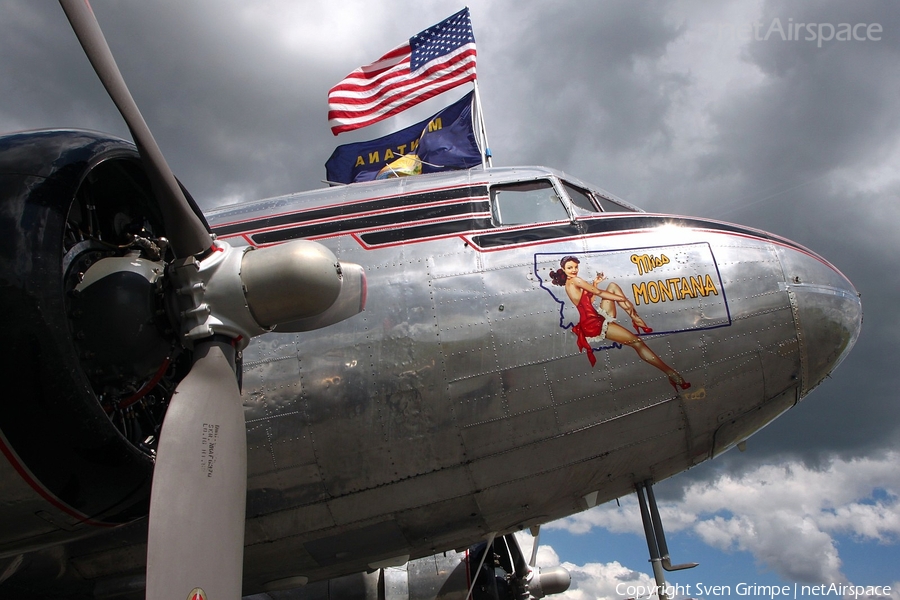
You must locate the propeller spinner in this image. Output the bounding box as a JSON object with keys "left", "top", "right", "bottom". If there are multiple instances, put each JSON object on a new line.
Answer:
{"left": 59, "top": 2, "right": 365, "bottom": 598}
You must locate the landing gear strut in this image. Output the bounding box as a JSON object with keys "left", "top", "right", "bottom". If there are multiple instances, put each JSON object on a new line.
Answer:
{"left": 635, "top": 480, "right": 699, "bottom": 600}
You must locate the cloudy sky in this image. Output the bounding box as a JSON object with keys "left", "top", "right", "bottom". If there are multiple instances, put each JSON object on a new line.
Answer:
{"left": 2, "top": 1, "right": 898, "bottom": 598}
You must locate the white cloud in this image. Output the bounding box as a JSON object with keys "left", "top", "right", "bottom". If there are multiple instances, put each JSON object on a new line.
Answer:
{"left": 513, "top": 531, "right": 660, "bottom": 600}
{"left": 545, "top": 453, "right": 900, "bottom": 586}
{"left": 557, "top": 561, "right": 659, "bottom": 600}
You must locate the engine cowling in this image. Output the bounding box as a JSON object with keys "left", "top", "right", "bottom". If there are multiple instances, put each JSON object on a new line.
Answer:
{"left": 0, "top": 129, "right": 191, "bottom": 544}
{"left": 0, "top": 128, "right": 367, "bottom": 558}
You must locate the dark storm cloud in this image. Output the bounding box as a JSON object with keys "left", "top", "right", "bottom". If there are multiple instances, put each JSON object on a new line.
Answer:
{"left": 0, "top": 3, "right": 120, "bottom": 133}
{"left": 677, "top": 1, "right": 900, "bottom": 467}
{"left": 0, "top": 1, "right": 353, "bottom": 204}
{"left": 701, "top": 2, "right": 900, "bottom": 196}
{"left": 480, "top": 1, "right": 689, "bottom": 173}
{"left": 86, "top": 2, "right": 341, "bottom": 203}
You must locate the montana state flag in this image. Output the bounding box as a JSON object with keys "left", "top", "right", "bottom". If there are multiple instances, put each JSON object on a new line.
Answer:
{"left": 325, "top": 91, "right": 481, "bottom": 185}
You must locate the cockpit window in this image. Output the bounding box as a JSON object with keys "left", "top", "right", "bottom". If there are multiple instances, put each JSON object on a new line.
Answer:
{"left": 491, "top": 180, "right": 570, "bottom": 225}
{"left": 593, "top": 192, "right": 639, "bottom": 213}
{"left": 561, "top": 181, "right": 599, "bottom": 214}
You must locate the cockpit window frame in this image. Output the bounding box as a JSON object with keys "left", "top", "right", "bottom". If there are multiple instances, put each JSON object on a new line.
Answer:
{"left": 560, "top": 180, "right": 601, "bottom": 214}
{"left": 489, "top": 178, "right": 574, "bottom": 227}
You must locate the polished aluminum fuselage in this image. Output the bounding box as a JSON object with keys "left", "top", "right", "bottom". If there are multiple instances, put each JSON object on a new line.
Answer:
{"left": 0, "top": 165, "right": 860, "bottom": 596}
{"left": 192, "top": 166, "right": 859, "bottom": 590}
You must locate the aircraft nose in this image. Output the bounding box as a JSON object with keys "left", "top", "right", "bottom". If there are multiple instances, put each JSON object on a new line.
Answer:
{"left": 778, "top": 245, "right": 862, "bottom": 397}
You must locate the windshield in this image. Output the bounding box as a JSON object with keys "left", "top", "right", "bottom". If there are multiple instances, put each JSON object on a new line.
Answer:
{"left": 491, "top": 180, "right": 571, "bottom": 225}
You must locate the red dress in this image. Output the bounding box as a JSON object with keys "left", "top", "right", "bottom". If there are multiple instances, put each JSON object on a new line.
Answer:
{"left": 572, "top": 290, "right": 612, "bottom": 367}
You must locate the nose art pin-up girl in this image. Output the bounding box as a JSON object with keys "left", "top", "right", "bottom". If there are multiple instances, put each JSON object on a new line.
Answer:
{"left": 550, "top": 255, "right": 689, "bottom": 392}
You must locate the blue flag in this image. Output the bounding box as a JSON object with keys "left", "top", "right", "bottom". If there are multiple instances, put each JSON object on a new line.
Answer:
{"left": 325, "top": 91, "right": 481, "bottom": 184}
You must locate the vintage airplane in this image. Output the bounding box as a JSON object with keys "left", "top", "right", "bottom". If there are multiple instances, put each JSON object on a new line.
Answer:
{"left": 0, "top": 2, "right": 862, "bottom": 600}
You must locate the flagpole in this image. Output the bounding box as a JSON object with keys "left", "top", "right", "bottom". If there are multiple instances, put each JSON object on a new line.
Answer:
{"left": 472, "top": 80, "right": 493, "bottom": 168}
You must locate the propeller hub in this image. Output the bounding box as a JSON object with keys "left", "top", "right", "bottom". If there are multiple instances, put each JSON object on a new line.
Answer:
{"left": 528, "top": 566, "right": 572, "bottom": 598}
{"left": 167, "top": 242, "right": 264, "bottom": 349}
{"left": 166, "top": 239, "right": 348, "bottom": 350}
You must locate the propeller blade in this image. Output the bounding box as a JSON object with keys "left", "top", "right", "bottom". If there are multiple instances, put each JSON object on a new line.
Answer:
{"left": 529, "top": 525, "right": 541, "bottom": 568}
{"left": 59, "top": 0, "right": 211, "bottom": 258}
{"left": 146, "top": 339, "right": 247, "bottom": 600}
{"left": 503, "top": 533, "right": 531, "bottom": 580}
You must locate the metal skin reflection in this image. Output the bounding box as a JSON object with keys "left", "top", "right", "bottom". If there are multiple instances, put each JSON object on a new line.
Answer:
{"left": 205, "top": 165, "right": 859, "bottom": 595}
{"left": 0, "top": 148, "right": 861, "bottom": 599}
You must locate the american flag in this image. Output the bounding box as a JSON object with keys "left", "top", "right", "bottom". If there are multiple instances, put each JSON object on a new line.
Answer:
{"left": 327, "top": 8, "right": 477, "bottom": 135}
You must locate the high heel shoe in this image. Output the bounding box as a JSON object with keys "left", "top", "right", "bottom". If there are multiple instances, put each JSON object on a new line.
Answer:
{"left": 668, "top": 372, "right": 691, "bottom": 392}
{"left": 633, "top": 323, "right": 653, "bottom": 334}
{"left": 628, "top": 309, "right": 653, "bottom": 334}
